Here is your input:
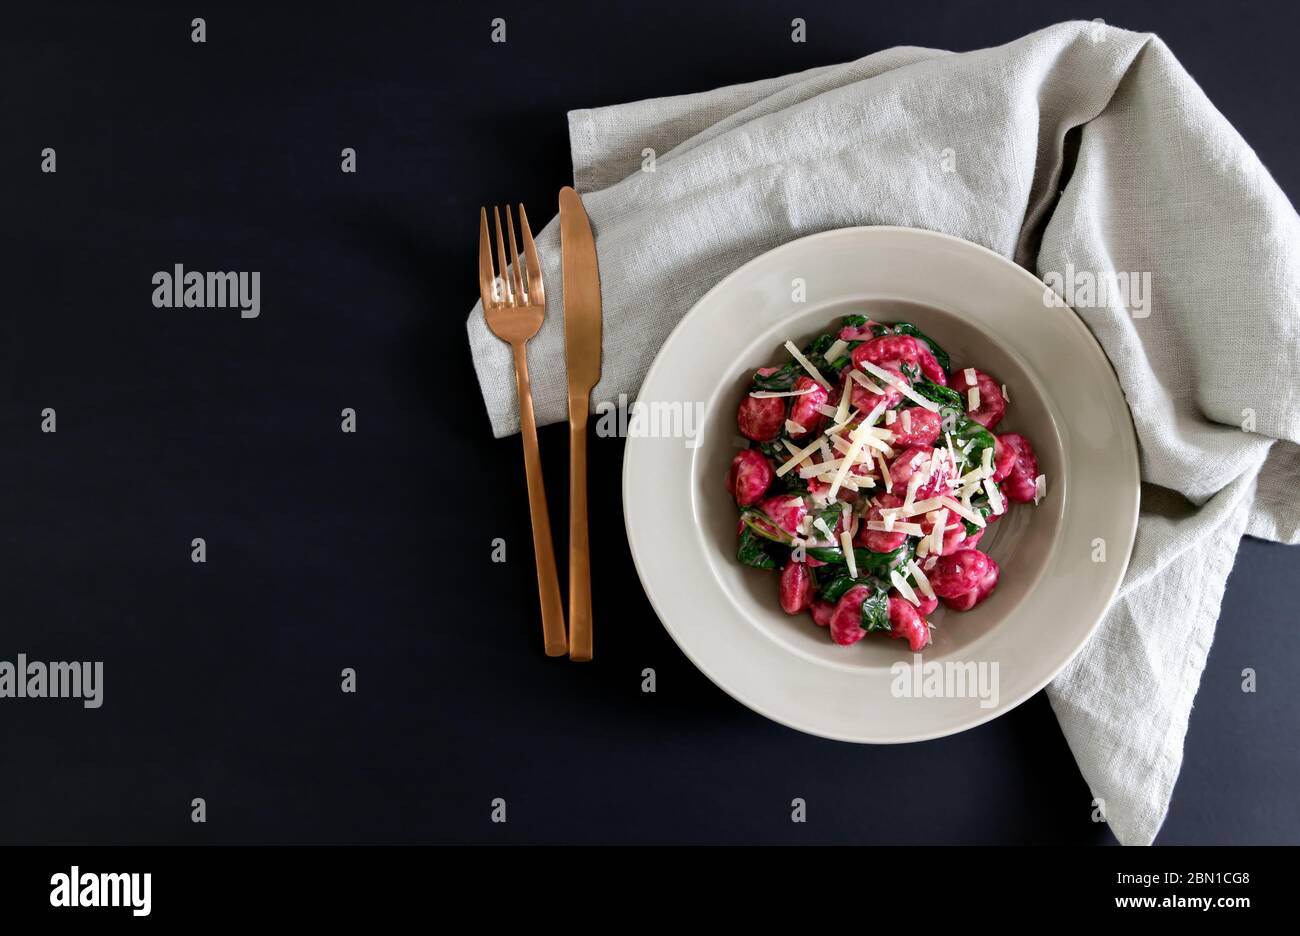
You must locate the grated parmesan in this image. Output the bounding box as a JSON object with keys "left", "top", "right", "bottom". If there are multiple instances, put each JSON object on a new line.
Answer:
{"left": 929, "top": 507, "right": 949, "bottom": 555}
{"left": 856, "top": 361, "right": 941, "bottom": 412}
{"left": 983, "top": 478, "right": 1005, "bottom": 515}
{"left": 841, "top": 530, "right": 858, "bottom": 578}
{"left": 783, "top": 340, "right": 832, "bottom": 389}
{"left": 907, "top": 560, "right": 936, "bottom": 601}
{"left": 776, "top": 437, "right": 823, "bottom": 477}
{"left": 890, "top": 570, "right": 921, "bottom": 607}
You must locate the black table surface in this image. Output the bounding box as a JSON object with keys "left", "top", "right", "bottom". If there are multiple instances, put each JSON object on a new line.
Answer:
{"left": 2, "top": 0, "right": 1296, "bottom": 845}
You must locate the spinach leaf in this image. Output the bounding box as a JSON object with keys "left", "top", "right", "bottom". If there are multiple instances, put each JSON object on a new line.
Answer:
{"left": 754, "top": 440, "right": 785, "bottom": 460}
{"left": 804, "top": 334, "right": 835, "bottom": 357}
{"left": 739, "top": 508, "right": 794, "bottom": 545}
{"left": 950, "top": 415, "right": 995, "bottom": 475}
{"left": 960, "top": 490, "right": 995, "bottom": 536}
{"left": 817, "top": 572, "right": 859, "bottom": 603}
{"left": 811, "top": 505, "right": 843, "bottom": 540}
{"left": 750, "top": 334, "right": 837, "bottom": 391}
{"left": 806, "top": 541, "right": 913, "bottom": 576}
{"left": 841, "top": 314, "right": 868, "bottom": 328}
{"left": 914, "top": 377, "right": 966, "bottom": 433}
{"left": 864, "top": 322, "right": 952, "bottom": 376}
{"left": 912, "top": 378, "right": 963, "bottom": 412}
{"left": 737, "top": 527, "right": 778, "bottom": 569}
{"left": 816, "top": 575, "right": 890, "bottom": 633}
{"left": 890, "top": 323, "right": 952, "bottom": 376}
{"left": 859, "top": 587, "right": 892, "bottom": 634}
{"left": 773, "top": 471, "right": 809, "bottom": 496}
{"left": 750, "top": 362, "right": 800, "bottom": 392}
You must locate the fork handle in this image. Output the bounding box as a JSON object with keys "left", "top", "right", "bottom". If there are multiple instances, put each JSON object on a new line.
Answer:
{"left": 512, "top": 342, "right": 568, "bottom": 657}
{"left": 568, "top": 399, "right": 593, "bottom": 662}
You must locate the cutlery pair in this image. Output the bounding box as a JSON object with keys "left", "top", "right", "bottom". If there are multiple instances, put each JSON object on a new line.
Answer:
{"left": 478, "top": 190, "right": 601, "bottom": 661}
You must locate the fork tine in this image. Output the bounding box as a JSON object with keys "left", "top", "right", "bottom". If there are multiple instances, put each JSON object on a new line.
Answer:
{"left": 492, "top": 206, "right": 513, "bottom": 306}
{"left": 505, "top": 206, "right": 526, "bottom": 302}
{"left": 518, "top": 204, "right": 544, "bottom": 306}
{"left": 478, "top": 207, "right": 497, "bottom": 308}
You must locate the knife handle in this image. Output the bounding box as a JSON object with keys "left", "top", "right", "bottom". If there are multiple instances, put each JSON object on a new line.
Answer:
{"left": 513, "top": 343, "right": 568, "bottom": 657}
{"left": 568, "top": 401, "right": 593, "bottom": 662}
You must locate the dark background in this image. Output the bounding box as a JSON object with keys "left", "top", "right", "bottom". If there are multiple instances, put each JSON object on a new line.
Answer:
{"left": 1, "top": 0, "right": 1295, "bottom": 845}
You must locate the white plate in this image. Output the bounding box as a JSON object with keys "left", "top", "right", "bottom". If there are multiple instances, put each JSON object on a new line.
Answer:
{"left": 623, "top": 226, "right": 1139, "bottom": 743}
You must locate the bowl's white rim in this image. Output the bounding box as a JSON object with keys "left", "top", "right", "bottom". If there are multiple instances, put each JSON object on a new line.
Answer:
{"left": 621, "top": 225, "right": 1141, "bottom": 744}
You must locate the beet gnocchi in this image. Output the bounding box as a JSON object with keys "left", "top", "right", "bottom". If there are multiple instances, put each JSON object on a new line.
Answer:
{"left": 728, "top": 316, "right": 1046, "bottom": 650}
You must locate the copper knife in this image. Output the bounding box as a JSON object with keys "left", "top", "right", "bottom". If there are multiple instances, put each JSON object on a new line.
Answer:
{"left": 559, "top": 186, "right": 602, "bottom": 662}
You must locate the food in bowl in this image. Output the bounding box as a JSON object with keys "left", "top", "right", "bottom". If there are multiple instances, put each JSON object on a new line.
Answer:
{"left": 726, "top": 315, "right": 1047, "bottom": 651}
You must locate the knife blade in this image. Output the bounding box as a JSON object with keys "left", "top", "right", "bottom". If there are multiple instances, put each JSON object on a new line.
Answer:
{"left": 560, "top": 186, "right": 602, "bottom": 662}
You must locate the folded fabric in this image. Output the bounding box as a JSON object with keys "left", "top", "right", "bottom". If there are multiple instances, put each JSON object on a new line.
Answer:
{"left": 465, "top": 21, "right": 1300, "bottom": 844}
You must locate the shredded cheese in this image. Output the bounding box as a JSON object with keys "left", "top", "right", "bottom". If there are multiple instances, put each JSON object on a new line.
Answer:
{"left": 885, "top": 410, "right": 897, "bottom": 425}
{"left": 841, "top": 530, "right": 858, "bottom": 579}
{"left": 968, "top": 387, "right": 980, "bottom": 411}
{"left": 939, "top": 496, "right": 986, "bottom": 529}
{"left": 827, "top": 422, "right": 873, "bottom": 500}
{"left": 964, "top": 367, "right": 977, "bottom": 387}
{"left": 785, "top": 419, "right": 806, "bottom": 435}
{"left": 983, "top": 478, "right": 1005, "bottom": 515}
{"left": 799, "top": 457, "right": 846, "bottom": 478}
{"left": 834, "top": 375, "right": 852, "bottom": 426}
{"left": 881, "top": 495, "right": 946, "bottom": 519}
{"left": 907, "top": 560, "right": 936, "bottom": 601}
{"left": 776, "top": 437, "right": 823, "bottom": 477}
{"left": 861, "top": 400, "right": 889, "bottom": 428}
{"left": 868, "top": 520, "right": 925, "bottom": 536}
{"left": 1001, "top": 383, "right": 1010, "bottom": 402}
{"left": 1034, "top": 474, "right": 1047, "bottom": 505}
{"left": 930, "top": 507, "right": 949, "bottom": 555}
{"left": 824, "top": 339, "right": 849, "bottom": 363}
{"left": 876, "top": 450, "right": 893, "bottom": 492}
{"left": 902, "top": 471, "right": 924, "bottom": 512}
{"left": 750, "top": 387, "right": 815, "bottom": 399}
{"left": 784, "top": 340, "right": 831, "bottom": 389}
{"left": 901, "top": 409, "right": 912, "bottom": 434}
{"left": 848, "top": 370, "right": 885, "bottom": 395}
{"left": 856, "top": 361, "right": 941, "bottom": 412}
{"left": 890, "top": 570, "right": 921, "bottom": 607}
{"left": 856, "top": 432, "right": 894, "bottom": 455}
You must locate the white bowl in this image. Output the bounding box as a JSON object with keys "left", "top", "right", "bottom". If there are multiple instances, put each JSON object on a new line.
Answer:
{"left": 623, "top": 226, "right": 1139, "bottom": 743}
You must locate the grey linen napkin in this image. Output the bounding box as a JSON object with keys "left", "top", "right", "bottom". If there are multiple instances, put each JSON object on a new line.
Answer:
{"left": 465, "top": 21, "right": 1300, "bottom": 845}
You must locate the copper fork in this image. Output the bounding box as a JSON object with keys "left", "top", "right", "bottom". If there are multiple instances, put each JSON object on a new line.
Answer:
{"left": 479, "top": 204, "right": 568, "bottom": 657}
